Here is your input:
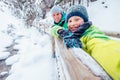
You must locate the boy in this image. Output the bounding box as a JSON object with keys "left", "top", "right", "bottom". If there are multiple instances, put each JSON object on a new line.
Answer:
{"left": 51, "top": 5, "right": 120, "bottom": 80}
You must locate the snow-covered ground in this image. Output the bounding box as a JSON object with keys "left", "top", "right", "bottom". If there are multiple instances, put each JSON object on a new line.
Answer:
{"left": 0, "top": 2, "right": 57, "bottom": 80}
{"left": 0, "top": 0, "right": 120, "bottom": 80}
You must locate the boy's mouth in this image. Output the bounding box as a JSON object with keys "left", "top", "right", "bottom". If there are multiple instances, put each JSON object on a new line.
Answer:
{"left": 70, "top": 27, "right": 79, "bottom": 32}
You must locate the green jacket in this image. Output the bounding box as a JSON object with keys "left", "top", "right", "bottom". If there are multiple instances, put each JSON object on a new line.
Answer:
{"left": 80, "top": 25, "right": 120, "bottom": 80}
{"left": 80, "top": 25, "right": 110, "bottom": 53}
{"left": 51, "top": 12, "right": 68, "bottom": 38}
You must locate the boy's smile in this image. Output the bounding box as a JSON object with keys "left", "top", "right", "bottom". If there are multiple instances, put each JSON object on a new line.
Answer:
{"left": 68, "top": 16, "right": 84, "bottom": 32}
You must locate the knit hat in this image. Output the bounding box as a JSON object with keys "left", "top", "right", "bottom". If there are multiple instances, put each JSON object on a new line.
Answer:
{"left": 50, "top": 5, "right": 63, "bottom": 15}
{"left": 66, "top": 5, "right": 89, "bottom": 22}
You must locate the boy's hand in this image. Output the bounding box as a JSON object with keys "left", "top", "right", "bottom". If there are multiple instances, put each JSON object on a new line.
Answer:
{"left": 57, "top": 29, "right": 70, "bottom": 38}
{"left": 57, "top": 29, "right": 82, "bottom": 48}
{"left": 63, "top": 36, "right": 82, "bottom": 48}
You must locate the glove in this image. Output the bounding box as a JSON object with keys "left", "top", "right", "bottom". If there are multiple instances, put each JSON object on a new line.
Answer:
{"left": 63, "top": 36, "right": 82, "bottom": 48}
{"left": 51, "top": 25, "right": 63, "bottom": 38}
{"left": 72, "top": 21, "right": 92, "bottom": 38}
{"left": 57, "top": 29, "right": 70, "bottom": 38}
{"left": 57, "top": 29, "right": 82, "bottom": 48}
{"left": 57, "top": 28, "right": 82, "bottom": 48}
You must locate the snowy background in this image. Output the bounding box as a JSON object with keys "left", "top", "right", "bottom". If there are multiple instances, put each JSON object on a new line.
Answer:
{"left": 87, "top": 0, "right": 120, "bottom": 33}
{"left": 0, "top": 0, "right": 120, "bottom": 80}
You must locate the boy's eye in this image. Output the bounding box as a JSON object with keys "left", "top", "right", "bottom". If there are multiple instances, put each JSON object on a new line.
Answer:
{"left": 68, "top": 20, "right": 72, "bottom": 23}
{"left": 56, "top": 13, "right": 60, "bottom": 16}
{"left": 68, "top": 17, "right": 80, "bottom": 23}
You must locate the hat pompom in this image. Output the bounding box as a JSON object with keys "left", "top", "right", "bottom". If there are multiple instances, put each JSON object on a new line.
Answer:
{"left": 66, "top": 5, "right": 89, "bottom": 22}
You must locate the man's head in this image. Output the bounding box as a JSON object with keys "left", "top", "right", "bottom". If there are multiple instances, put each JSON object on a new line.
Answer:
{"left": 51, "top": 5, "right": 63, "bottom": 23}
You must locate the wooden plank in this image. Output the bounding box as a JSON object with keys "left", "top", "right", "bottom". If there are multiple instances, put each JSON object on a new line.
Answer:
{"left": 55, "top": 38, "right": 112, "bottom": 80}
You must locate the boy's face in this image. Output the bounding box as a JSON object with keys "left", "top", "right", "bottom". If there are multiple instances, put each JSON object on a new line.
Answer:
{"left": 52, "top": 12, "right": 62, "bottom": 23}
{"left": 68, "top": 16, "right": 84, "bottom": 32}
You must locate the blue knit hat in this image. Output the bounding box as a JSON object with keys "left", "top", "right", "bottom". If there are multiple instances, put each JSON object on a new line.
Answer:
{"left": 50, "top": 5, "right": 63, "bottom": 15}
{"left": 66, "top": 5, "right": 89, "bottom": 22}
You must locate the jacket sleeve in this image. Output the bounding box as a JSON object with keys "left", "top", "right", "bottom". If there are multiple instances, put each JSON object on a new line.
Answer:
{"left": 50, "top": 25, "right": 63, "bottom": 38}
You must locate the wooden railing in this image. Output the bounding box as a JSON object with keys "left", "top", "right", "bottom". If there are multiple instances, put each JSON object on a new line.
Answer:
{"left": 104, "top": 31, "right": 120, "bottom": 38}
{"left": 54, "top": 38, "right": 112, "bottom": 80}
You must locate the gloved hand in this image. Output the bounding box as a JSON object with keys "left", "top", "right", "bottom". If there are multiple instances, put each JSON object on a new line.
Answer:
{"left": 57, "top": 29, "right": 82, "bottom": 48}
{"left": 63, "top": 36, "right": 82, "bottom": 48}
{"left": 57, "top": 29, "right": 70, "bottom": 38}
{"left": 51, "top": 25, "right": 63, "bottom": 38}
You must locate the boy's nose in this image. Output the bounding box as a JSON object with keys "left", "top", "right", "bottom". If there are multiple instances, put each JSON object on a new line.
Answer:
{"left": 71, "top": 21, "right": 76, "bottom": 26}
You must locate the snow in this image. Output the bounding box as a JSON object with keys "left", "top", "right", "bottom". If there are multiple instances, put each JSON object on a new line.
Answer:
{"left": 0, "top": 32, "right": 13, "bottom": 50}
{"left": 5, "top": 54, "right": 20, "bottom": 65}
{"left": 0, "top": 52, "right": 10, "bottom": 60}
{"left": 87, "top": 0, "right": 120, "bottom": 32}
{"left": 0, "top": 0, "right": 120, "bottom": 80}
{"left": 0, "top": 2, "right": 57, "bottom": 80}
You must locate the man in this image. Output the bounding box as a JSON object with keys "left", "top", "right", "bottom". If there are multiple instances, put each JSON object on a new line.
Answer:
{"left": 50, "top": 5, "right": 67, "bottom": 58}
{"left": 51, "top": 5, "right": 67, "bottom": 29}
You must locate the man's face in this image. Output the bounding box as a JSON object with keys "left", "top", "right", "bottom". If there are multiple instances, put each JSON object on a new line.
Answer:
{"left": 52, "top": 12, "right": 62, "bottom": 23}
{"left": 68, "top": 16, "right": 84, "bottom": 32}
